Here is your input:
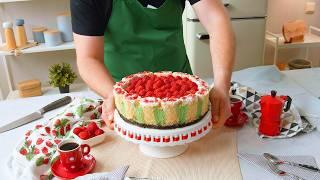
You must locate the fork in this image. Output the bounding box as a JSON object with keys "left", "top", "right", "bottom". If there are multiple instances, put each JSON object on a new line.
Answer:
{"left": 267, "top": 162, "right": 306, "bottom": 180}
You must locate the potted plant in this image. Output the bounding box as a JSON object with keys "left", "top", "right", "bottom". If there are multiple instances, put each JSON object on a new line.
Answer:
{"left": 48, "top": 62, "right": 77, "bottom": 94}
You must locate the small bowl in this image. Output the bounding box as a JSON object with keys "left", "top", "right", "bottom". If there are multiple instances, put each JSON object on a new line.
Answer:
{"left": 72, "top": 129, "right": 106, "bottom": 147}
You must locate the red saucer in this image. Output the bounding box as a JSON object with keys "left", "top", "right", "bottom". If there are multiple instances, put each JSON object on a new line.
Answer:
{"left": 51, "top": 154, "right": 96, "bottom": 179}
{"left": 225, "top": 112, "right": 248, "bottom": 127}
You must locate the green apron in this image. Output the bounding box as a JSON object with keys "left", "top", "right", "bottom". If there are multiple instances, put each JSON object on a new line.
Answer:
{"left": 104, "top": 0, "right": 192, "bottom": 82}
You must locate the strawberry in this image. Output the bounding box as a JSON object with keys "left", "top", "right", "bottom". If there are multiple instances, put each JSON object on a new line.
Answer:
{"left": 26, "top": 140, "right": 32, "bottom": 147}
{"left": 20, "top": 148, "right": 27, "bottom": 155}
{"left": 87, "top": 122, "right": 98, "bottom": 134}
{"left": 35, "top": 125, "right": 43, "bottom": 129}
{"left": 36, "top": 138, "right": 44, "bottom": 145}
{"left": 94, "top": 129, "right": 104, "bottom": 136}
{"left": 42, "top": 147, "right": 48, "bottom": 155}
{"left": 90, "top": 113, "right": 96, "bottom": 120}
{"left": 78, "top": 131, "right": 90, "bottom": 140}
{"left": 25, "top": 130, "right": 32, "bottom": 137}
{"left": 54, "top": 139, "right": 61, "bottom": 145}
{"left": 66, "top": 124, "right": 71, "bottom": 132}
{"left": 52, "top": 130, "right": 57, "bottom": 137}
{"left": 33, "top": 148, "right": 40, "bottom": 155}
{"left": 45, "top": 141, "right": 53, "bottom": 148}
{"left": 60, "top": 127, "right": 65, "bottom": 136}
{"left": 54, "top": 119, "right": 61, "bottom": 126}
{"left": 73, "top": 127, "right": 83, "bottom": 135}
{"left": 44, "top": 127, "right": 51, "bottom": 134}
{"left": 65, "top": 113, "right": 74, "bottom": 117}
{"left": 43, "top": 158, "right": 49, "bottom": 165}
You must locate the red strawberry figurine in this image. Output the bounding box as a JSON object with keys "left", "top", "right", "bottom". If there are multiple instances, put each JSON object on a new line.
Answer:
{"left": 33, "top": 148, "right": 40, "bottom": 155}
{"left": 20, "top": 148, "right": 27, "bottom": 155}
{"left": 41, "top": 147, "right": 48, "bottom": 155}
{"left": 73, "top": 127, "right": 82, "bottom": 135}
{"left": 45, "top": 141, "right": 53, "bottom": 148}
{"left": 94, "top": 129, "right": 104, "bottom": 136}
{"left": 44, "top": 127, "right": 50, "bottom": 134}
{"left": 36, "top": 138, "right": 44, "bottom": 145}
{"left": 87, "top": 122, "right": 98, "bottom": 133}
{"left": 78, "top": 131, "right": 90, "bottom": 140}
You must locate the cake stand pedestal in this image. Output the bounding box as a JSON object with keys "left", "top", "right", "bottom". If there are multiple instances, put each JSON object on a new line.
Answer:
{"left": 114, "top": 110, "right": 212, "bottom": 159}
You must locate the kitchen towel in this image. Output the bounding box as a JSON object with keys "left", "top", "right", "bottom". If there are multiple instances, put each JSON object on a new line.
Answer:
{"left": 231, "top": 82, "right": 316, "bottom": 138}
{"left": 76, "top": 165, "right": 129, "bottom": 180}
{"left": 238, "top": 153, "right": 320, "bottom": 180}
{"left": 7, "top": 97, "right": 105, "bottom": 180}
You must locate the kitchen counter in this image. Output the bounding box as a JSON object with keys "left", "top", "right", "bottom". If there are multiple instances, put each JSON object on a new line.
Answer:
{"left": 1, "top": 66, "right": 319, "bottom": 179}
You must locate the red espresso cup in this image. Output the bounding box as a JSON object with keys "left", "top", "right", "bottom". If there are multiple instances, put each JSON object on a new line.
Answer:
{"left": 57, "top": 139, "right": 90, "bottom": 172}
{"left": 225, "top": 95, "right": 244, "bottom": 127}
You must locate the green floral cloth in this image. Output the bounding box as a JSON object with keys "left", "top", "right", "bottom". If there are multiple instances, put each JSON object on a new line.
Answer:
{"left": 8, "top": 98, "right": 104, "bottom": 180}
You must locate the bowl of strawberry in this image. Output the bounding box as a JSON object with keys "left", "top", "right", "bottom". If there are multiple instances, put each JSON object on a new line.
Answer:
{"left": 72, "top": 122, "right": 106, "bottom": 147}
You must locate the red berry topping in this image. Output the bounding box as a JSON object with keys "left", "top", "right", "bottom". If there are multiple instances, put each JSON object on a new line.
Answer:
{"left": 78, "top": 131, "right": 90, "bottom": 140}
{"left": 94, "top": 129, "right": 104, "bottom": 136}
{"left": 87, "top": 122, "right": 99, "bottom": 133}
{"left": 73, "top": 127, "right": 83, "bottom": 135}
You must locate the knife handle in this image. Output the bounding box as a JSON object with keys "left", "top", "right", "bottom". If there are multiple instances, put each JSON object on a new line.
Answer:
{"left": 41, "top": 96, "right": 72, "bottom": 114}
{"left": 297, "top": 163, "right": 320, "bottom": 172}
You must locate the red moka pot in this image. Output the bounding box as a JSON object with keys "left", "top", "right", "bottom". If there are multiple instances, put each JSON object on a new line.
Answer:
{"left": 259, "top": 90, "right": 292, "bottom": 136}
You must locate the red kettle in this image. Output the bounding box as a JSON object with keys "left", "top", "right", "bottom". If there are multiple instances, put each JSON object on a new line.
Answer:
{"left": 259, "top": 90, "right": 292, "bottom": 136}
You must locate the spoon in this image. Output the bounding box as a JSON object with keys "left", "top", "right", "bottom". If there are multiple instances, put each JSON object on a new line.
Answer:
{"left": 263, "top": 153, "right": 320, "bottom": 172}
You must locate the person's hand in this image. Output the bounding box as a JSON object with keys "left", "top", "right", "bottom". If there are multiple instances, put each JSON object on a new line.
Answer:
{"left": 210, "top": 87, "right": 232, "bottom": 127}
{"left": 101, "top": 95, "right": 115, "bottom": 130}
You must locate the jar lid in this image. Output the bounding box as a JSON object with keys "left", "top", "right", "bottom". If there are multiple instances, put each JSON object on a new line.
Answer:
{"left": 2, "top": 21, "right": 13, "bottom": 28}
{"left": 32, "top": 27, "right": 47, "bottom": 32}
{"left": 16, "top": 19, "right": 25, "bottom": 26}
{"left": 44, "top": 29, "right": 60, "bottom": 34}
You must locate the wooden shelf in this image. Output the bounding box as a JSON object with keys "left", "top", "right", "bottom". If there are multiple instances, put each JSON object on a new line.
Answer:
{"left": 6, "top": 83, "right": 88, "bottom": 100}
{"left": 0, "top": 41, "right": 75, "bottom": 56}
{"left": 0, "top": 0, "right": 30, "bottom": 3}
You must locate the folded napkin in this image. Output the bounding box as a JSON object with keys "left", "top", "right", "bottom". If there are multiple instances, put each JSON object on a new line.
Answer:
{"left": 7, "top": 97, "right": 105, "bottom": 180}
{"left": 238, "top": 153, "right": 320, "bottom": 180}
{"left": 231, "top": 82, "right": 316, "bottom": 138}
{"left": 76, "top": 166, "right": 129, "bottom": 180}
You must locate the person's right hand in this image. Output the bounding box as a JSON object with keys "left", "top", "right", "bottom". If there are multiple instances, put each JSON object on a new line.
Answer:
{"left": 101, "top": 95, "right": 115, "bottom": 130}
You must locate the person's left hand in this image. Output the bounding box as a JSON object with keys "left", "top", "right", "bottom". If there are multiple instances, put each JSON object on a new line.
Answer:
{"left": 210, "top": 86, "right": 232, "bottom": 127}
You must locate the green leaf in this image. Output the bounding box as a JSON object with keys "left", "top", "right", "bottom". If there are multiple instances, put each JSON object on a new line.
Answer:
{"left": 36, "top": 157, "right": 44, "bottom": 166}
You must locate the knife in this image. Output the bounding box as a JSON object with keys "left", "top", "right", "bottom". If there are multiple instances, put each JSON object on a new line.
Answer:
{"left": 0, "top": 96, "right": 72, "bottom": 133}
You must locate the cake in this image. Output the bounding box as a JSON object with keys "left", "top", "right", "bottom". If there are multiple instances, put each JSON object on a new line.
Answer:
{"left": 113, "top": 72, "right": 210, "bottom": 129}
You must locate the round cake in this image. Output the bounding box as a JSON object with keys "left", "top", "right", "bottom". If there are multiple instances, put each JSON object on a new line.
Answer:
{"left": 113, "top": 72, "right": 210, "bottom": 129}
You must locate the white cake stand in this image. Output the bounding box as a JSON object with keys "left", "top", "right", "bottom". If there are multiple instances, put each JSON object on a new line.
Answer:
{"left": 114, "top": 110, "right": 212, "bottom": 158}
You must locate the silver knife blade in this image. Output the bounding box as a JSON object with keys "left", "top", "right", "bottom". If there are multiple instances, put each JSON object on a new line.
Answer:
{"left": 0, "top": 111, "right": 42, "bottom": 133}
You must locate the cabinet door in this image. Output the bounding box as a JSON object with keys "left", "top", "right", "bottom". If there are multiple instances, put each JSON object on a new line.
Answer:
{"left": 185, "top": 18, "right": 266, "bottom": 79}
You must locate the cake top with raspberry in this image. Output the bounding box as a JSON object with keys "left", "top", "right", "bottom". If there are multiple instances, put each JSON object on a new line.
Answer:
{"left": 114, "top": 71, "right": 209, "bottom": 105}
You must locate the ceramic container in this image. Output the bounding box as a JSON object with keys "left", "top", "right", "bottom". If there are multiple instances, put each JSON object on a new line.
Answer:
{"left": 57, "top": 12, "right": 73, "bottom": 42}
{"left": 32, "top": 27, "right": 47, "bottom": 43}
{"left": 44, "top": 29, "right": 62, "bottom": 47}
{"left": 2, "top": 21, "right": 17, "bottom": 50}
{"left": 72, "top": 129, "right": 106, "bottom": 147}
{"left": 15, "top": 19, "right": 28, "bottom": 47}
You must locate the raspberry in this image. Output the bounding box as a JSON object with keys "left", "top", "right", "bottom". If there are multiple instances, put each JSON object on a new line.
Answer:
{"left": 145, "top": 91, "right": 153, "bottom": 97}
{"left": 94, "top": 129, "right": 104, "bottom": 136}
{"left": 73, "top": 127, "right": 82, "bottom": 135}
{"left": 78, "top": 131, "right": 90, "bottom": 140}
{"left": 138, "top": 89, "right": 146, "bottom": 97}
{"left": 87, "top": 122, "right": 99, "bottom": 134}
{"left": 36, "top": 138, "right": 44, "bottom": 145}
